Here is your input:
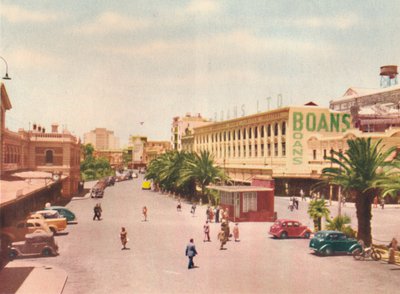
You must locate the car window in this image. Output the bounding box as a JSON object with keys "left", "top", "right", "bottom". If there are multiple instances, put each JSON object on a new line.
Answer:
{"left": 293, "top": 222, "right": 299, "bottom": 227}
{"left": 274, "top": 221, "right": 281, "bottom": 226}
{"left": 287, "top": 222, "right": 293, "bottom": 227}
{"left": 27, "top": 223, "right": 34, "bottom": 227}
{"left": 282, "top": 222, "right": 287, "bottom": 227}
{"left": 339, "top": 234, "right": 347, "bottom": 240}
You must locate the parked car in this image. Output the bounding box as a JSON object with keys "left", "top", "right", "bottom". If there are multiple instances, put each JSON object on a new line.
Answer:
{"left": 131, "top": 172, "right": 138, "bottom": 179}
{"left": 309, "top": 230, "right": 362, "bottom": 256}
{"left": 141, "top": 181, "right": 151, "bottom": 190}
{"left": 44, "top": 206, "right": 76, "bottom": 222}
{"left": 8, "top": 232, "right": 58, "bottom": 260}
{"left": 1, "top": 219, "right": 52, "bottom": 245}
{"left": 90, "top": 187, "right": 104, "bottom": 198}
{"left": 106, "top": 176, "right": 116, "bottom": 186}
{"left": 269, "top": 219, "right": 312, "bottom": 239}
{"left": 28, "top": 211, "right": 67, "bottom": 234}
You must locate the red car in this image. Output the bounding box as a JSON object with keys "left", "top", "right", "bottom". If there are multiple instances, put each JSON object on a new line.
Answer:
{"left": 269, "top": 219, "right": 312, "bottom": 239}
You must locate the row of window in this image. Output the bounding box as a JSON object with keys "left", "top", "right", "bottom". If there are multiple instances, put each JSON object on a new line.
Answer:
{"left": 3, "top": 145, "right": 21, "bottom": 164}
{"left": 196, "top": 121, "right": 287, "bottom": 145}
{"left": 198, "top": 142, "right": 287, "bottom": 158}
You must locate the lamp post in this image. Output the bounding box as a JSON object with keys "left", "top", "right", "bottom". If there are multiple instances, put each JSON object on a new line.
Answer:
{"left": 0, "top": 56, "right": 11, "bottom": 80}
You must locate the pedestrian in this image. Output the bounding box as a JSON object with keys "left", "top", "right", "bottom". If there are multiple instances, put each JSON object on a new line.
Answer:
{"left": 300, "top": 189, "right": 305, "bottom": 201}
{"left": 373, "top": 196, "right": 378, "bottom": 208}
{"left": 177, "top": 199, "right": 182, "bottom": 212}
{"left": 142, "top": 206, "right": 148, "bottom": 221}
{"left": 233, "top": 223, "right": 240, "bottom": 242}
{"left": 388, "top": 237, "right": 398, "bottom": 264}
{"left": 293, "top": 197, "right": 299, "bottom": 210}
{"left": 120, "top": 227, "right": 128, "bottom": 250}
{"left": 206, "top": 206, "right": 211, "bottom": 222}
{"left": 209, "top": 207, "right": 214, "bottom": 223}
{"left": 185, "top": 238, "right": 198, "bottom": 269}
{"left": 190, "top": 203, "right": 196, "bottom": 216}
{"left": 224, "top": 208, "right": 229, "bottom": 220}
{"left": 380, "top": 198, "right": 385, "bottom": 209}
{"left": 342, "top": 196, "right": 346, "bottom": 207}
{"left": 93, "top": 203, "right": 101, "bottom": 220}
{"left": 215, "top": 206, "right": 220, "bottom": 223}
{"left": 218, "top": 228, "right": 226, "bottom": 250}
{"left": 203, "top": 221, "right": 210, "bottom": 242}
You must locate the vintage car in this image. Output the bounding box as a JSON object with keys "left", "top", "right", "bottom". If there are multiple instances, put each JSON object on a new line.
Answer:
{"left": 90, "top": 187, "right": 104, "bottom": 198}
{"left": 8, "top": 232, "right": 58, "bottom": 259}
{"left": 44, "top": 206, "right": 76, "bottom": 222}
{"left": 269, "top": 219, "right": 312, "bottom": 239}
{"left": 141, "top": 181, "right": 151, "bottom": 190}
{"left": 29, "top": 211, "right": 67, "bottom": 234}
{"left": 1, "top": 219, "right": 52, "bottom": 245}
{"left": 309, "top": 230, "right": 362, "bottom": 256}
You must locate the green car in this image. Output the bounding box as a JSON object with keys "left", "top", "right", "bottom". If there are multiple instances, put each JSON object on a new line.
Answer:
{"left": 45, "top": 206, "right": 76, "bottom": 222}
{"left": 309, "top": 230, "right": 361, "bottom": 256}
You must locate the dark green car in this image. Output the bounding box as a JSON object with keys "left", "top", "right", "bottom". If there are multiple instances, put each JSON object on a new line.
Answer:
{"left": 309, "top": 230, "right": 361, "bottom": 256}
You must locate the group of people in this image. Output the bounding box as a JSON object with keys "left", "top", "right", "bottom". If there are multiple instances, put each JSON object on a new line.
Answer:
{"left": 373, "top": 196, "right": 385, "bottom": 209}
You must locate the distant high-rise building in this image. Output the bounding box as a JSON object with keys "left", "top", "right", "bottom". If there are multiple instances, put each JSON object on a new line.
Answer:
{"left": 171, "top": 113, "right": 211, "bottom": 151}
{"left": 83, "top": 128, "right": 119, "bottom": 150}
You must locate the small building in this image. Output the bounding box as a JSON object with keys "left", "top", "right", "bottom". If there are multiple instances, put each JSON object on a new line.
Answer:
{"left": 208, "top": 183, "right": 276, "bottom": 222}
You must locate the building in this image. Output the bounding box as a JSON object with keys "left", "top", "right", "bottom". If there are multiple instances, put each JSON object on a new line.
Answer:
{"left": 193, "top": 104, "right": 400, "bottom": 196}
{"left": 329, "top": 66, "right": 400, "bottom": 132}
{"left": 145, "top": 141, "right": 171, "bottom": 163}
{"left": 171, "top": 113, "right": 211, "bottom": 151}
{"left": 93, "top": 149, "right": 123, "bottom": 169}
{"left": 84, "top": 128, "right": 119, "bottom": 150}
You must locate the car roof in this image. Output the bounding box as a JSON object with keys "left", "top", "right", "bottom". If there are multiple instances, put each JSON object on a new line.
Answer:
{"left": 275, "top": 219, "right": 301, "bottom": 223}
{"left": 36, "top": 210, "right": 58, "bottom": 214}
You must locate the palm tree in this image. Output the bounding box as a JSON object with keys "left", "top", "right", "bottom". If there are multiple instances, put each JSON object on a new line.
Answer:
{"left": 179, "top": 150, "right": 226, "bottom": 204}
{"left": 307, "top": 199, "right": 330, "bottom": 231}
{"left": 322, "top": 138, "right": 399, "bottom": 246}
{"left": 325, "top": 215, "right": 356, "bottom": 237}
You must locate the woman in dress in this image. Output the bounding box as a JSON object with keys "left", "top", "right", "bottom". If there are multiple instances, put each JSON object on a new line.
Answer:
{"left": 120, "top": 227, "right": 128, "bottom": 250}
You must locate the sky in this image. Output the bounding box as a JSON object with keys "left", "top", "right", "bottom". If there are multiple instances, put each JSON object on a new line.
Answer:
{"left": 1, "top": 0, "right": 399, "bottom": 146}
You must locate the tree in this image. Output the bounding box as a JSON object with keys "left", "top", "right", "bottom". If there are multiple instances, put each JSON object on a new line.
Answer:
{"left": 307, "top": 199, "right": 330, "bottom": 231}
{"left": 179, "top": 150, "right": 226, "bottom": 204}
{"left": 325, "top": 215, "right": 356, "bottom": 238}
{"left": 322, "top": 138, "right": 399, "bottom": 246}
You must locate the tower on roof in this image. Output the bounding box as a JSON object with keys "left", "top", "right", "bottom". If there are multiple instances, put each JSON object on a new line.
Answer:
{"left": 380, "top": 65, "right": 398, "bottom": 88}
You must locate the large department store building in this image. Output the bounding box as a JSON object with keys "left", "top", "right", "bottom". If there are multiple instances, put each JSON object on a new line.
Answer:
{"left": 192, "top": 104, "right": 400, "bottom": 197}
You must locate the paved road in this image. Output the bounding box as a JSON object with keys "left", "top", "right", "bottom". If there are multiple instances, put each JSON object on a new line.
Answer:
{"left": 14, "top": 177, "right": 400, "bottom": 294}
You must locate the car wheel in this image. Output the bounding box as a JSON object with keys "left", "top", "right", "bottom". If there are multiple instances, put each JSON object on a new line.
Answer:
{"left": 42, "top": 248, "right": 52, "bottom": 257}
{"left": 9, "top": 250, "right": 17, "bottom": 260}
{"left": 324, "top": 247, "right": 333, "bottom": 256}
{"left": 304, "top": 232, "right": 311, "bottom": 239}
{"left": 280, "top": 232, "right": 288, "bottom": 239}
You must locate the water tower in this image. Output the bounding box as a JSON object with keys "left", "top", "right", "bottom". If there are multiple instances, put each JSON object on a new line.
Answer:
{"left": 380, "top": 65, "right": 398, "bottom": 88}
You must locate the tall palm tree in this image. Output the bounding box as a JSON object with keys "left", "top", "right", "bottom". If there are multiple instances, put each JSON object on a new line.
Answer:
{"left": 180, "top": 150, "right": 226, "bottom": 204}
{"left": 322, "top": 138, "right": 399, "bottom": 246}
{"left": 307, "top": 199, "right": 330, "bottom": 231}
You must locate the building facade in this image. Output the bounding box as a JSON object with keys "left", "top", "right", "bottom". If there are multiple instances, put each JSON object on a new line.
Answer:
{"left": 171, "top": 113, "right": 210, "bottom": 151}
{"left": 193, "top": 105, "right": 400, "bottom": 196}
{"left": 84, "top": 128, "right": 119, "bottom": 150}
{"left": 1, "top": 82, "right": 81, "bottom": 197}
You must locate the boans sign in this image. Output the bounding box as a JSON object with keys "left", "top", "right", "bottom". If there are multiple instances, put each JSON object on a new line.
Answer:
{"left": 292, "top": 112, "right": 351, "bottom": 165}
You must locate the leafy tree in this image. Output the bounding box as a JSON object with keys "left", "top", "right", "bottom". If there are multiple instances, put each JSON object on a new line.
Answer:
{"left": 322, "top": 138, "right": 399, "bottom": 246}
{"left": 180, "top": 150, "right": 226, "bottom": 204}
{"left": 325, "top": 215, "right": 356, "bottom": 238}
{"left": 307, "top": 199, "right": 330, "bottom": 231}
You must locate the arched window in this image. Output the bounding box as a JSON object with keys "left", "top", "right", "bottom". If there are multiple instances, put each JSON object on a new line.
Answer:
{"left": 45, "top": 150, "right": 54, "bottom": 164}
{"left": 267, "top": 124, "right": 271, "bottom": 137}
{"left": 282, "top": 121, "right": 286, "bottom": 135}
{"left": 274, "top": 123, "right": 279, "bottom": 136}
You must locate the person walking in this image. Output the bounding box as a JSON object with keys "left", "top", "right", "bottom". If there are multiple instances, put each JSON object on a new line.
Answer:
{"left": 215, "top": 206, "right": 220, "bottom": 223}
{"left": 203, "top": 221, "right": 211, "bottom": 242}
{"left": 209, "top": 207, "right": 214, "bottom": 223}
{"left": 177, "top": 199, "right": 182, "bottom": 212}
{"left": 233, "top": 223, "right": 240, "bottom": 242}
{"left": 142, "top": 206, "right": 148, "bottom": 221}
{"left": 120, "top": 227, "right": 128, "bottom": 250}
{"left": 206, "top": 206, "right": 211, "bottom": 222}
{"left": 373, "top": 196, "right": 378, "bottom": 208}
{"left": 218, "top": 228, "right": 226, "bottom": 250}
{"left": 93, "top": 203, "right": 102, "bottom": 220}
{"left": 185, "top": 238, "right": 198, "bottom": 269}
{"left": 300, "top": 189, "right": 305, "bottom": 201}
{"left": 380, "top": 198, "right": 385, "bottom": 209}
{"left": 190, "top": 203, "right": 196, "bottom": 216}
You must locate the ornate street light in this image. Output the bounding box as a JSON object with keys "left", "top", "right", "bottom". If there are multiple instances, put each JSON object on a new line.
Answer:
{"left": 0, "top": 56, "right": 11, "bottom": 80}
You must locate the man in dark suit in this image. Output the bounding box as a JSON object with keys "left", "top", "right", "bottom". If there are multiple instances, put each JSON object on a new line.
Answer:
{"left": 185, "top": 238, "right": 198, "bottom": 269}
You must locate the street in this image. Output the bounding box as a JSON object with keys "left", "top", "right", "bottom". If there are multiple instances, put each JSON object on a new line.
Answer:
{"left": 11, "top": 176, "right": 400, "bottom": 294}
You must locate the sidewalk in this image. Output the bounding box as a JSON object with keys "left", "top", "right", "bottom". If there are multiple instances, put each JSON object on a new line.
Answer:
{"left": 0, "top": 261, "right": 67, "bottom": 294}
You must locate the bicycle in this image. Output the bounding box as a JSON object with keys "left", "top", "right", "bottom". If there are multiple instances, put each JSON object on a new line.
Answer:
{"left": 352, "top": 246, "right": 382, "bottom": 261}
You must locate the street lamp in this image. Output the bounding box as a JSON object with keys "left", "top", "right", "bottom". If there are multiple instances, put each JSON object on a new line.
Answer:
{"left": 0, "top": 56, "right": 11, "bottom": 80}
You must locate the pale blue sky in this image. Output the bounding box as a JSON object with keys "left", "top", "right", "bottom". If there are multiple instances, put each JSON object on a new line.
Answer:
{"left": 1, "top": 0, "right": 399, "bottom": 145}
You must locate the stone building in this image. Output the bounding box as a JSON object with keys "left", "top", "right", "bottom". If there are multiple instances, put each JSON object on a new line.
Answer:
{"left": 84, "top": 128, "right": 119, "bottom": 150}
